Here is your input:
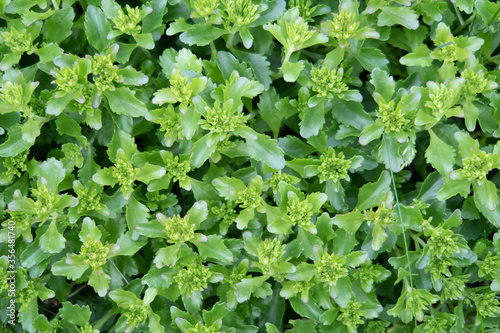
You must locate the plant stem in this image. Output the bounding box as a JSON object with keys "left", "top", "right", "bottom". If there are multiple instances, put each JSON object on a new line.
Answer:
{"left": 93, "top": 310, "right": 114, "bottom": 330}
{"left": 210, "top": 41, "right": 217, "bottom": 60}
{"left": 226, "top": 33, "right": 235, "bottom": 49}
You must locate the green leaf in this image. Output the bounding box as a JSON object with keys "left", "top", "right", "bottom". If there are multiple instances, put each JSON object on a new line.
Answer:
{"left": 289, "top": 297, "right": 322, "bottom": 322}
{"left": 108, "top": 129, "right": 137, "bottom": 161}
{"left": 60, "top": 302, "right": 91, "bottom": 327}
{"left": 137, "top": 163, "right": 166, "bottom": 184}
{"left": 115, "top": 232, "right": 148, "bottom": 257}
{"left": 232, "top": 50, "right": 273, "bottom": 89}
{"left": 235, "top": 276, "right": 268, "bottom": 302}
{"left": 370, "top": 68, "right": 395, "bottom": 101}
{"left": 473, "top": 180, "right": 498, "bottom": 211}
{"left": 104, "top": 87, "right": 149, "bottom": 117}
{"left": 84, "top": 5, "right": 111, "bottom": 52}
{"left": 117, "top": 66, "right": 149, "bottom": 86}
{"left": 195, "top": 235, "right": 233, "bottom": 264}
{"left": 134, "top": 33, "right": 155, "bottom": 50}
{"left": 280, "top": 61, "right": 304, "bottom": 82}
{"left": 89, "top": 267, "right": 111, "bottom": 297}
{"left": 332, "top": 100, "right": 374, "bottom": 130}
{"left": 39, "top": 158, "right": 66, "bottom": 192}
{"left": 93, "top": 168, "right": 118, "bottom": 186}
{"left": 353, "top": 47, "right": 389, "bottom": 72}
{"left": 39, "top": 220, "right": 65, "bottom": 254}
{"left": 247, "top": 133, "right": 285, "bottom": 170}
{"left": 258, "top": 88, "right": 282, "bottom": 138}
{"left": 190, "top": 134, "right": 218, "bottom": 168}
{"left": 180, "top": 24, "right": 227, "bottom": 46}
{"left": 300, "top": 100, "right": 326, "bottom": 138}
{"left": 332, "top": 211, "right": 365, "bottom": 234}
{"left": 55, "top": 113, "right": 87, "bottom": 146}
{"left": 126, "top": 196, "right": 149, "bottom": 240}
{"left": 46, "top": 92, "right": 76, "bottom": 116}
{"left": 425, "top": 129, "right": 455, "bottom": 176}
{"left": 437, "top": 177, "right": 471, "bottom": 201}
{"left": 0, "top": 125, "right": 34, "bottom": 157}
{"left": 44, "top": 7, "right": 74, "bottom": 44}
{"left": 35, "top": 43, "right": 63, "bottom": 63}
{"left": 356, "top": 171, "right": 391, "bottom": 211}
{"left": 377, "top": 136, "right": 406, "bottom": 172}
{"left": 142, "top": 0, "right": 167, "bottom": 33}
{"left": 378, "top": 6, "right": 419, "bottom": 30}
{"left": 52, "top": 256, "right": 89, "bottom": 280}
{"left": 400, "top": 44, "right": 433, "bottom": 67}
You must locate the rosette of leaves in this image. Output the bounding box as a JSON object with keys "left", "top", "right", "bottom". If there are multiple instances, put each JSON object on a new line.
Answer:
{"left": 298, "top": 59, "right": 363, "bottom": 138}
{"left": 414, "top": 77, "right": 465, "bottom": 128}
{"left": 266, "top": 181, "right": 327, "bottom": 235}
{"left": 92, "top": 130, "right": 165, "bottom": 200}
{"left": 0, "top": 69, "right": 46, "bottom": 145}
{"left": 415, "top": 211, "right": 474, "bottom": 292}
{"left": 51, "top": 217, "right": 145, "bottom": 297}
{"left": 171, "top": 302, "right": 236, "bottom": 333}
{"left": 190, "top": 71, "right": 285, "bottom": 169}
{"left": 7, "top": 158, "right": 78, "bottom": 253}
{"left": 14, "top": 269, "right": 56, "bottom": 332}
{"left": 321, "top": 0, "right": 380, "bottom": 49}
{"left": 212, "top": 175, "right": 266, "bottom": 229}
{"left": 166, "top": 0, "right": 282, "bottom": 49}
{"left": 46, "top": 45, "right": 149, "bottom": 129}
{"left": 136, "top": 200, "right": 233, "bottom": 270}
{"left": 294, "top": 147, "right": 363, "bottom": 210}
{"left": 458, "top": 58, "right": 498, "bottom": 131}
{"left": 0, "top": 22, "right": 39, "bottom": 70}
{"left": 438, "top": 131, "right": 500, "bottom": 212}
{"left": 359, "top": 69, "right": 421, "bottom": 172}
{"left": 102, "top": 0, "right": 154, "bottom": 50}
{"left": 109, "top": 288, "right": 163, "bottom": 333}
{"left": 263, "top": 8, "right": 328, "bottom": 82}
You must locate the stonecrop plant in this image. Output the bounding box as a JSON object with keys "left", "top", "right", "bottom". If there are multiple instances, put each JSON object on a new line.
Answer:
{"left": 1, "top": 0, "right": 500, "bottom": 332}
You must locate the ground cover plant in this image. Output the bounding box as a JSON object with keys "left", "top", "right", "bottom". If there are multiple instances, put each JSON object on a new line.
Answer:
{"left": 1, "top": 0, "right": 500, "bottom": 331}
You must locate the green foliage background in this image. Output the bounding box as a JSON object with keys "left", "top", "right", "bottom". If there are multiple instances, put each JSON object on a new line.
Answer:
{"left": 1, "top": 0, "right": 500, "bottom": 332}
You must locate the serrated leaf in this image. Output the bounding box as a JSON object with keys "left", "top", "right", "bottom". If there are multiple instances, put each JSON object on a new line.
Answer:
{"left": 195, "top": 235, "right": 233, "bottom": 264}
{"left": 84, "top": 6, "right": 111, "bottom": 52}
{"left": 247, "top": 133, "right": 285, "bottom": 170}
{"left": 104, "top": 87, "right": 149, "bottom": 117}
{"left": 356, "top": 171, "right": 391, "bottom": 211}
{"left": 39, "top": 220, "right": 65, "bottom": 254}
{"left": 180, "top": 24, "right": 227, "bottom": 46}
{"left": 425, "top": 129, "right": 455, "bottom": 176}
{"left": 378, "top": 6, "right": 419, "bottom": 30}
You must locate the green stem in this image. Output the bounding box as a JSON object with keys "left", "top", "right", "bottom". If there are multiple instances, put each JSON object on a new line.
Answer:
{"left": 51, "top": 0, "right": 60, "bottom": 10}
{"left": 452, "top": 14, "right": 475, "bottom": 35}
{"left": 92, "top": 310, "right": 114, "bottom": 330}
{"left": 226, "top": 33, "right": 235, "bottom": 49}
{"left": 110, "top": 259, "right": 129, "bottom": 285}
{"left": 452, "top": 2, "right": 465, "bottom": 26}
{"left": 479, "top": 312, "right": 485, "bottom": 333}
{"left": 210, "top": 41, "right": 217, "bottom": 60}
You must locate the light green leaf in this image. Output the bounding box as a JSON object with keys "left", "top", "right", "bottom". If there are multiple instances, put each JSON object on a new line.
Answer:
{"left": 44, "top": 7, "right": 74, "bottom": 44}
{"left": 104, "top": 87, "right": 149, "bottom": 117}
{"left": 356, "top": 171, "right": 391, "bottom": 211}
{"left": 84, "top": 6, "right": 111, "bottom": 52}
{"left": 425, "top": 129, "right": 455, "bottom": 176}
{"left": 39, "top": 220, "right": 65, "bottom": 254}
{"left": 332, "top": 211, "right": 365, "bottom": 234}
{"left": 195, "top": 235, "right": 233, "bottom": 264}
{"left": 180, "top": 24, "right": 227, "bottom": 46}
{"left": 247, "top": 133, "right": 285, "bottom": 170}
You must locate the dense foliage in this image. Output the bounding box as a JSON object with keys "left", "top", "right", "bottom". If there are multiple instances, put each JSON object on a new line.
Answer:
{"left": 1, "top": 0, "right": 500, "bottom": 332}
